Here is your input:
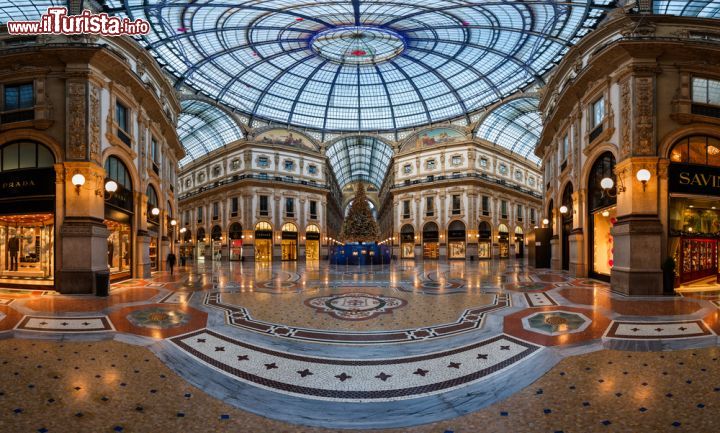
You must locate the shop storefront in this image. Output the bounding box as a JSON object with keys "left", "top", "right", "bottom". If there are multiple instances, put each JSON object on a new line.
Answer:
{"left": 515, "top": 227, "right": 524, "bottom": 258}
{"left": 229, "top": 222, "right": 243, "bottom": 261}
{"left": 104, "top": 156, "right": 134, "bottom": 280}
{"left": 667, "top": 135, "right": 720, "bottom": 285}
{"left": 196, "top": 227, "right": 206, "bottom": 261}
{"left": 588, "top": 152, "right": 617, "bottom": 281}
{"left": 254, "top": 221, "right": 273, "bottom": 262}
{"left": 422, "top": 222, "right": 439, "bottom": 259}
{"left": 305, "top": 224, "right": 320, "bottom": 261}
{"left": 281, "top": 222, "right": 298, "bottom": 261}
{"left": 211, "top": 225, "right": 222, "bottom": 260}
{"left": 400, "top": 224, "right": 415, "bottom": 258}
{"left": 146, "top": 185, "right": 160, "bottom": 271}
{"left": 181, "top": 228, "right": 193, "bottom": 260}
{"left": 498, "top": 224, "right": 509, "bottom": 258}
{"left": 478, "top": 221, "right": 492, "bottom": 259}
{"left": 447, "top": 220, "right": 466, "bottom": 259}
{"left": 0, "top": 142, "right": 56, "bottom": 285}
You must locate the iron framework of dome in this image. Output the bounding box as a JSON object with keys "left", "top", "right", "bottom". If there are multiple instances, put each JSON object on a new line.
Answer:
{"left": 326, "top": 136, "right": 394, "bottom": 189}
{"left": 476, "top": 97, "right": 542, "bottom": 164}
{"left": 177, "top": 99, "right": 244, "bottom": 166}
{"left": 102, "top": 0, "right": 614, "bottom": 133}
{"left": 653, "top": 1, "right": 720, "bottom": 17}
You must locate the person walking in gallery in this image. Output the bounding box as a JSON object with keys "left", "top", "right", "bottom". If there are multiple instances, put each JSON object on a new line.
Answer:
{"left": 166, "top": 251, "right": 177, "bottom": 276}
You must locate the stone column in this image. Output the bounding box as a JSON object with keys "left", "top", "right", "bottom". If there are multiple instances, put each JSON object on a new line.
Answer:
{"left": 610, "top": 157, "right": 663, "bottom": 295}
{"left": 57, "top": 162, "right": 109, "bottom": 294}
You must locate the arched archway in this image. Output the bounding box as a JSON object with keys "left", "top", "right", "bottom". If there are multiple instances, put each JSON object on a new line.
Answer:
{"left": 211, "top": 225, "right": 223, "bottom": 260}
{"left": 561, "top": 183, "right": 574, "bottom": 271}
{"left": 195, "top": 227, "right": 207, "bottom": 262}
{"left": 281, "top": 222, "right": 298, "bottom": 261}
{"left": 400, "top": 224, "right": 415, "bottom": 259}
{"left": 0, "top": 141, "right": 56, "bottom": 283}
{"left": 422, "top": 222, "right": 439, "bottom": 259}
{"left": 498, "top": 224, "right": 510, "bottom": 258}
{"left": 514, "top": 226, "right": 525, "bottom": 258}
{"left": 587, "top": 152, "right": 616, "bottom": 280}
{"left": 305, "top": 224, "right": 320, "bottom": 261}
{"left": 254, "top": 221, "right": 273, "bottom": 262}
{"left": 447, "top": 220, "right": 466, "bottom": 259}
{"left": 104, "top": 155, "right": 135, "bottom": 275}
{"left": 478, "top": 221, "right": 492, "bottom": 258}
{"left": 228, "top": 222, "right": 243, "bottom": 261}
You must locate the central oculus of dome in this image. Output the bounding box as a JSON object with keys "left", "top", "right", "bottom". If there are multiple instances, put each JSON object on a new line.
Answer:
{"left": 310, "top": 26, "right": 406, "bottom": 65}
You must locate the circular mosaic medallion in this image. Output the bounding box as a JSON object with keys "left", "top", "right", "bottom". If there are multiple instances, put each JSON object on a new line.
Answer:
{"left": 305, "top": 293, "right": 406, "bottom": 321}
{"left": 522, "top": 311, "right": 591, "bottom": 336}
{"left": 126, "top": 307, "right": 190, "bottom": 329}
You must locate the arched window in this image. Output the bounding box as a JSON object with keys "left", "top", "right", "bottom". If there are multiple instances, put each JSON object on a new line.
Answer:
{"left": 104, "top": 156, "right": 133, "bottom": 211}
{"left": 306, "top": 224, "right": 320, "bottom": 233}
{"left": 197, "top": 227, "right": 206, "bottom": 242}
{"left": 146, "top": 185, "right": 159, "bottom": 223}
{"left": 229, "top": 222, "right": 243, "bottom": 239}
{"left": 281, "top": 222, "right": 297, "bottom": 232}
{"left": 104, "top": 156, "right": 132, "bottom": 191}
{"left": 479, "top": 221, "right": 492, "bottom": 239}
{"left": 0, "top": 141, "right": 54, "bottom": 172}
{"left": 588, "top": 152, "right": 616, "bottom": 213}
{"left": 211, "top": 225, "right": 222, "bottom": 241}
{"left": 669, "top": 135, "right": 720, "bottom": 166}
{"left": 255, "top": 221, "right": 272, "bottom": 231}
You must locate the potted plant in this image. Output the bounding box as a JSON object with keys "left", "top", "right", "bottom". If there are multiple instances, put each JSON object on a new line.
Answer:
{"left": 661, "top": 257, "right": 675, "bottom": 295}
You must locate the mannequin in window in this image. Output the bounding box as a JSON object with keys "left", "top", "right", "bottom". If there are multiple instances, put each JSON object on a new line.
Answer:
{"left": 107, "top": 239, "right": 114, "bottom": 268}
{"left": 8, "top": 235, "right": 19, "bottom": 271}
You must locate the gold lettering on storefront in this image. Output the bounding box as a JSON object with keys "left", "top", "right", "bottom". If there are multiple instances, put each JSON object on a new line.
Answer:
{"left": 678, "top": 172, "right": 720, "bottom": 188}
{"left": 1, "top": 179, "right": 36, "bottom": 189}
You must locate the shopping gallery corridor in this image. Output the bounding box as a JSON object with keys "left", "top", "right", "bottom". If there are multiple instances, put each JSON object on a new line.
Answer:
{"left": 3, "top": 0, "right": 720, "bottom": 431}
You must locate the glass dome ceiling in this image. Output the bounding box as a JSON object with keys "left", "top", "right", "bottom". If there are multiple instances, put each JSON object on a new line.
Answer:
{"left": 476, "top": 97, "right": 542, "bottom": 164}
{"left": 103, "top": 0, "right": 613, "bottom": 132}
{"left": 326, "top": 136, "right": 394, "bottom": 188}
{"left": 653, "top": 1, "right": 720, "bottom": 17}
{"left": 177, "top": 99, "right": 244, "bottom": 167}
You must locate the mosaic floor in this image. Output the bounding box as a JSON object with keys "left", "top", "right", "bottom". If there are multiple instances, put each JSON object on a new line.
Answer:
{"left": 1, "top": 259, "right": 720, "bottom": 430}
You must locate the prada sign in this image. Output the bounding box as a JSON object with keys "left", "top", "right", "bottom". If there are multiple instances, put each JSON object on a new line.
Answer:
{"left": 0, "top": 167, "right": 55, "bottom": 199}
{"left": 669, "top": 163, "right": 720, "bottom": 195}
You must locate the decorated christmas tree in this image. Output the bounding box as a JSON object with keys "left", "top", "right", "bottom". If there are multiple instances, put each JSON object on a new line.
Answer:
{"left": 341, "top": 183, "right": 379, "bottom": 243}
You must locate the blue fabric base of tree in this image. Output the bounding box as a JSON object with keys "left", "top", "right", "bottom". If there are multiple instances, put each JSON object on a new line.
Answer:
{"left": 329, "top": 244, "right": 391, "bottom": 265}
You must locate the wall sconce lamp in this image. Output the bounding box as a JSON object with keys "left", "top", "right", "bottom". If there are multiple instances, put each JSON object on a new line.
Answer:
{"left": 105, "top": 180, "right": 118, "bottom": 199}
{"left": 71, "top": 173, "right": 85, "bottom": 194}
{"left": 179, "top": 227, "right": 187, "bottom": 234}
{"left": 170, "top": 219, "right": 177, "bottom": 226}
{"left": 151, "top": 207, "right": 160, "bottom": 216}
{"left": 600, "top": 175, "right": 626, "bottom": 198}
{"left": 542, "top": 218, "right": 550, "bottom": 226}
{"left": 636, "top": 169, "right": 651, "bottom": 191}
{"left": 559, "top": 205, "right": 569, "bottom": 215}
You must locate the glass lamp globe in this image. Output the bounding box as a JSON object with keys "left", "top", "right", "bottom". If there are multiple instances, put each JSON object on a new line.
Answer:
{"left": 71, "top": 173, "right": 85, "bottom": 187}
{"left": 559, "top": 205, "right": 568, "bottom": 214}
{"left": 151, "top": 207, "right": 160, "bottom": 216}
{"left": 542, "top": 218, "right": 549, "bottom": 225}
{"left": 600, "top": 177, "right": 614, "bottom": 190}
{"left": 636, "top": 169, "right": 651, "bottom": 183}
{"left": 105, "top": 180, "right": 118, "bottom": 193}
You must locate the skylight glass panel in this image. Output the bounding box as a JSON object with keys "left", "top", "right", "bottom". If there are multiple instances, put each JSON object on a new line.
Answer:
{"left": 476, "top": 97, "right": 542, "bottom": 164}
{"left": 88, "top": 0, "right": 616, "bottom": 132}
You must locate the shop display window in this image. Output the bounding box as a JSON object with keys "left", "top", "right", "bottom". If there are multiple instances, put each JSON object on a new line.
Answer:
{"left": 0, "top": 214, "right": 54, "bottom": 280}
{"left": 423, "top": 242, "right": 439, "bottom": 259}
{"left": 478, "top": 241, "right": 491, "bottom": 258}
{"left": 592, "top": 207, "right": 616, "bottom": 276}
{"left": 448, "top": 241, "right": 466, "bottom": 259}
{"left": 401, "top": 242, "right": 414, "bottom": 258}
{"left": 106, "top": 219, "right": 131, "bottom": 275}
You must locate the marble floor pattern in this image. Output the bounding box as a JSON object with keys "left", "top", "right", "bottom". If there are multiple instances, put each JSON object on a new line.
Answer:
{"left": 1, "top": 259, "right": 720, "bottom": 431}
